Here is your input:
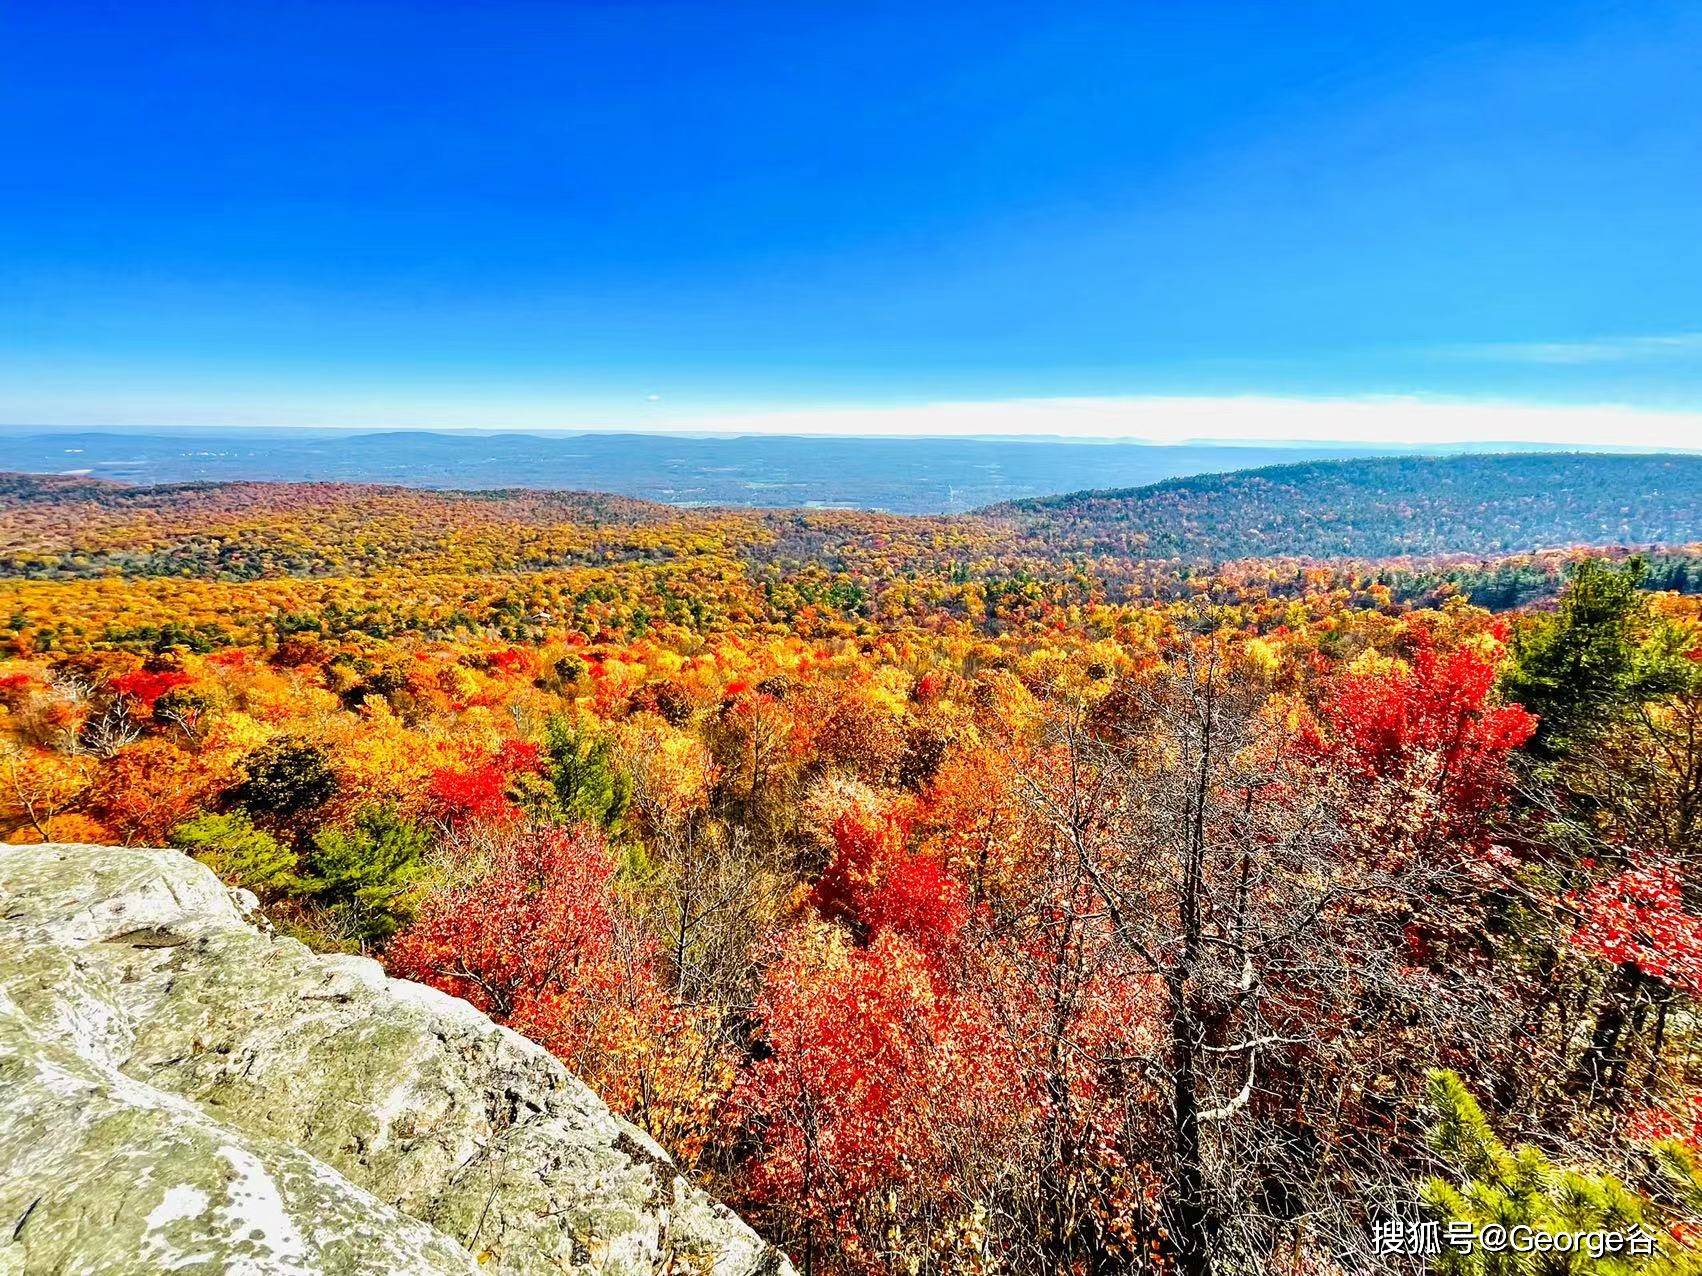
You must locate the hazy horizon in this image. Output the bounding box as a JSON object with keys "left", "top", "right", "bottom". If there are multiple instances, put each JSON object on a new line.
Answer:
{"left": 5, "top": 393, "right": 1702, "bottom": 452}
{"left": 7, "top": 425, "right": 1696, "bottom": 516}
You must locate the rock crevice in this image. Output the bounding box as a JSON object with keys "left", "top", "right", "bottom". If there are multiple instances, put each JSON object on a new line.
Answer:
{"left": 0, "top": 843, "right": 791, "bottom": 1275}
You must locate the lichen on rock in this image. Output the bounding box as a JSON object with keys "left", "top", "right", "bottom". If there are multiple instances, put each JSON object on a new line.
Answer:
{"left": 0, "top": 843, "right": 793, "bottom": 1276}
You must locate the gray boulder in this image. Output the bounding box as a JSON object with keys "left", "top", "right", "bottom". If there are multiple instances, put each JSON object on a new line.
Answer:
{"left": 0, "top": 843, "right": 793, "bottom": 1276}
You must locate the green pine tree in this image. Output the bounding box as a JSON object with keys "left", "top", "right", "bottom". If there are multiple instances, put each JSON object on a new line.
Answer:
{"left": 543, "top": 715, "right": 631, "bottom": 834}
{"left": 171, "top": 810, "right": 297, "bottom": 898}
{"left": 1502, "top": 558, "right": 1688, "bottom": 763}
{"left": 1421, "top": 1069, "right": 1702, "bottom": 1274}
{"left": 300, "top": 804, "right": 428, "bottom": 947}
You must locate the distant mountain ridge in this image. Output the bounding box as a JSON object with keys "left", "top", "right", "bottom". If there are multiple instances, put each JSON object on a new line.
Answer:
{"left": 0, "top": 452, "right": 1697, "bottom": 581}
{"left": 0, "top": 427, "right": 1423, "bottom": 514}
{"left": 986, "top": 452, "right": 1702, "bottom": 562}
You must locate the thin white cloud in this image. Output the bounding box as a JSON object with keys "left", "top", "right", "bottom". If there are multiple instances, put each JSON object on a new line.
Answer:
{"left": 656, "top": 395, "right": 1702, "bottom": 450}
{"left": 5, "top": 383, "right": 1701, "bottom": 450}
{"left": 1443, "top": 333, "right": 1702, "bottom": 365}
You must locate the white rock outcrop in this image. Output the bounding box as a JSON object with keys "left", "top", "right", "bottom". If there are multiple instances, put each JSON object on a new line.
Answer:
{"left": 0, "top": 843, "right": 793, "bottom": 1276}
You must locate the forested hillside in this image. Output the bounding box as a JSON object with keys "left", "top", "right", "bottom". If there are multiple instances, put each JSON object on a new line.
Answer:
{"left": 993, "top": 451, "right": 1702, "bottom": 561}
{"left": 1, "top": 464, "right": 1701, "bottom": 1274}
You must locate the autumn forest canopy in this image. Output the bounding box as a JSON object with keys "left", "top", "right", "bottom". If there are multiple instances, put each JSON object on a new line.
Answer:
{"left": 4, "top": 450, "right": 1702, "bottom": 1274}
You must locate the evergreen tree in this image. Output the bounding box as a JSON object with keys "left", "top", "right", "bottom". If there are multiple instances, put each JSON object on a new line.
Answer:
{"left": 1422, "top": 1069, "right": 1701, "bottom": 1274}
{"left": 301, "top": 804, "right": 428, "bottom": 947}
{"left": 1502, "top": 558, "right": 1696, "bottom": 868}
{"left": 1503, "top": 559, "right": 1685, "bottom": 762}
{"left": 171, "top": 810, "right": 297, "bottom": 897}
{"left": 543, "top": 715, "right": 631, "bottom": 834}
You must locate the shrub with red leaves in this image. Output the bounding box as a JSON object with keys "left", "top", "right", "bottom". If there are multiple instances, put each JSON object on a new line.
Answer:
{"left": 1305, "top": 635, "right": 1536, "bottom": 852}
{"left": 387, "top": 824, "right": 674, "bottom": 1109}
{"left": 1570, "top": 864, "right": 1702, "bottom": 1001}
{"left": 813, "top": 809, "right": 970, "bottom": 959}
{"left": 109, "top": 669, "right": 194, "bottom": 710}
{"left": 427, "top": 739, "right": 545, "bottom": 825}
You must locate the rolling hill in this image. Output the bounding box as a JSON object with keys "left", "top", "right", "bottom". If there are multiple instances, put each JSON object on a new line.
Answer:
{"left": 987, "top": 452, "right": 1702, "bottom": 562}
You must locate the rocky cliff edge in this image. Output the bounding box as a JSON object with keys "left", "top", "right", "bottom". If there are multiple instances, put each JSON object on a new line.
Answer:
{"left": 0, "top": 843, "right": 793, "bottom": 1276}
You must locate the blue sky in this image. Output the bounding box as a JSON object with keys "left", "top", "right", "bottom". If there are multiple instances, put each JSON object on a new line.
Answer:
{"left": 3, "top": 1, "right": 1701, "bottom": 443}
